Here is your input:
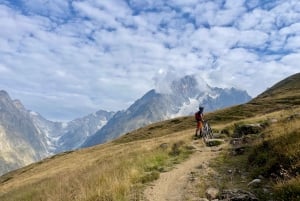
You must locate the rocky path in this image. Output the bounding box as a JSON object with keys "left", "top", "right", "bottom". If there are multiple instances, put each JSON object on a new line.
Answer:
{"left": 143, "top": 140, "right": 223, "bottom": 201}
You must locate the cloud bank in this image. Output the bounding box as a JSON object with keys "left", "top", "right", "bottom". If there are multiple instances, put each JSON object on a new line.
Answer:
{"left": 0, "top": 0, "right": 299, "bottom": 120}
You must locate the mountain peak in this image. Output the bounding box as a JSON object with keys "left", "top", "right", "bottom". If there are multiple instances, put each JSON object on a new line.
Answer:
{"left": 170, "top": 75, "right": 199, "bottom": 98}
{"left": 171, "top": 75, "right": 198, "bottom": 88}
{"left": 0, "top": 90, "right": 10, "bottom": 99}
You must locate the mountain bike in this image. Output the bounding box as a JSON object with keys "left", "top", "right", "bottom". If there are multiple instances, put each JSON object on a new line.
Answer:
{"left": 202, "top": 121, "right": 213, "bottom": 141}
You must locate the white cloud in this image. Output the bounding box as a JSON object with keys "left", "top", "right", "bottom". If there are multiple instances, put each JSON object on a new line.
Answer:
{"left": 285, "top": 36, "right": 300, "bottom": 50}
{"left": 21, "top": 0, "right": 71, "bottom": 20}
{"left": 153, "top": 68, "right": 182, "bottom": 94}
{"left": 215, "top": 0, "right": 246, "bottom": 26}
{"left": 237, "top": 9, "right": 266, "bottom": 30}
{"left": 280, "top": 53, "right": 300, "bottom": 67}
{"left": 194, "top": 1, "right": 219, "bottom": 27}
{"left": 0, "top": 0, "right": 300, "bottom": 120}
{"left": 72, "top": 1, "right": 117, "bottom": 27}
{"left": 238, "top": 30, "right": 269, "bottom": 47}
{"left": 0, "top": 64, "right": 11, "bottom": 73}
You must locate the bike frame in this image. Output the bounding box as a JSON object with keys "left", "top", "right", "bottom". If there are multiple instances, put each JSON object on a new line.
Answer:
{"left": 202, "top": 121, "right": 213, "bottom": 141}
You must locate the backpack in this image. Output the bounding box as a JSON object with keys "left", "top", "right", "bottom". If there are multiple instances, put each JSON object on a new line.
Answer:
{"left": 195, "top": 111, "right": 202, "bottom": 121}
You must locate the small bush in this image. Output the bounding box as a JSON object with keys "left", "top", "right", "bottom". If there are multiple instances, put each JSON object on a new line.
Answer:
{"left": 139, "top": 171, "right": 160, "bottom": 184}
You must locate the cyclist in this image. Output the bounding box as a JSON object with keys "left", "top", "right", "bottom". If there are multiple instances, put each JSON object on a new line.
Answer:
{"left": 195, "top": 106, "right": 204, "bottom": 138}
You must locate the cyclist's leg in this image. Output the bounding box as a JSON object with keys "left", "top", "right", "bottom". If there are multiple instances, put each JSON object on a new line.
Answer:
{"left": 195, "top": 121, "right": 200, "bottom": 137}
{"left": 200, "top": 121, "right": 204, "bottom": 138}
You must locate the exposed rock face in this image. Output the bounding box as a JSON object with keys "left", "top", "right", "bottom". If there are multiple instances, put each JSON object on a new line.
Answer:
{"left": 0, "top": 90, "right": 114, "bottom": 175}
{"left": 0, "top": 90, "right": 48, "bottom": 175}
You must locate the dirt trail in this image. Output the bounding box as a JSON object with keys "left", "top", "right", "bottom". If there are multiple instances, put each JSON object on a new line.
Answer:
{"left": 143, "top": 140, "right": 222, "bottom": 201}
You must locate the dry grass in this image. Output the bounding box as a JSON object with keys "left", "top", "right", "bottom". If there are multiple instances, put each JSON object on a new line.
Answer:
{"left": 0, "top": 130, "right": 194, "bottom": 201}
{"left": 114, "top": 117, "right": 195, "bottom": 144}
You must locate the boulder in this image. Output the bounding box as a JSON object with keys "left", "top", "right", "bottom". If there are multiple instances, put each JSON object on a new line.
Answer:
{"left": 247, "top": 179, "right": 262, "bottom": 188}
{"left": 206, "top": 139, "right": 224, "bottom": 147}
{"left": 159, "top": 143, "right": 168, "bottom": 150}
{"left": 206, "top": 187, "right": 219, "bottom": 200}
{"left": 219, "top": 189, "right": 258, "bottom": 201}
{"left": 233, "top": 124, "right": 263, "bottom": 137}
{"left": 230, "top": 136, "right": 252, "bottom": 146}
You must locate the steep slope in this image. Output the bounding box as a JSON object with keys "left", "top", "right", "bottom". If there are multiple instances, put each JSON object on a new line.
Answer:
{"left": 0, "top": 73, "right": 299, "bottom": 201}
{"left": 250, "top": 72, "right": 300, "bottom": 106}
{"left": 29, "top": 112, "right": 65, "bottom": 154}
{"left": 83, "top": 75, "right": 251, "bottom": 147}
{"left": 0, "top": 91, "right": 49, "bottom": 175}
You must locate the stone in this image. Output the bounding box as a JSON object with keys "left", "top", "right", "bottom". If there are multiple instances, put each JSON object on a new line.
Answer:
{"left": 269, "top": 118, "right": 278, "bottom": 123}
{"left": 247, "top": 179, "right": 262, "bottom": 187}
{"left": 233, "top": 124, "right": 263, "bottom": 137}
{"left": 205, "top": 139, "right": 224, "bottom": 147}
{"left": 219, "top": 189, "right": 258, "bottom": 201}
{"left": 198, "top": 198, "right": 209, "bottom": 201}
{"left": 159, "top": 143, "right": 168, "bottom": 150}
{"left": 206, "top": 187, "right": 220, "bottom": 200}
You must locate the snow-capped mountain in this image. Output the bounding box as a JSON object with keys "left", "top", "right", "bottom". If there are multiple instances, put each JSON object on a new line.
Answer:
{"left": 54, "top": 110, "right": 115, "bottom": 152}
{"left": 82, "top": 75, "right": 251, "bottom": 147}
{"left": 29, "top": 110, "right": 115, "bottom": 153}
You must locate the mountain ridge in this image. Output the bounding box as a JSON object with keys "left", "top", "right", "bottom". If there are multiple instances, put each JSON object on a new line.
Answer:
{"left": 0, "top": 72, "right": 299, "bottom": 201}
{"left": 83, "top": 75, "right": 251, "bottom": 147}
{"left": 0, "top": 75, "right": 251, "bottom": 175}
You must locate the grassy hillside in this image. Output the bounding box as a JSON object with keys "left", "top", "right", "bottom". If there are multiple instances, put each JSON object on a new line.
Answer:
{"left": 208, "top": 108, "right": 300, "bottom": 201}
{"left": 0, "top": 73, "right": 299, "bottom": 201}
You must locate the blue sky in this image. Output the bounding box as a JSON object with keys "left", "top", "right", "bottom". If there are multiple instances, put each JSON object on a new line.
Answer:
{"left": 0, "top": 0, "right": 299, "bottom": 121}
